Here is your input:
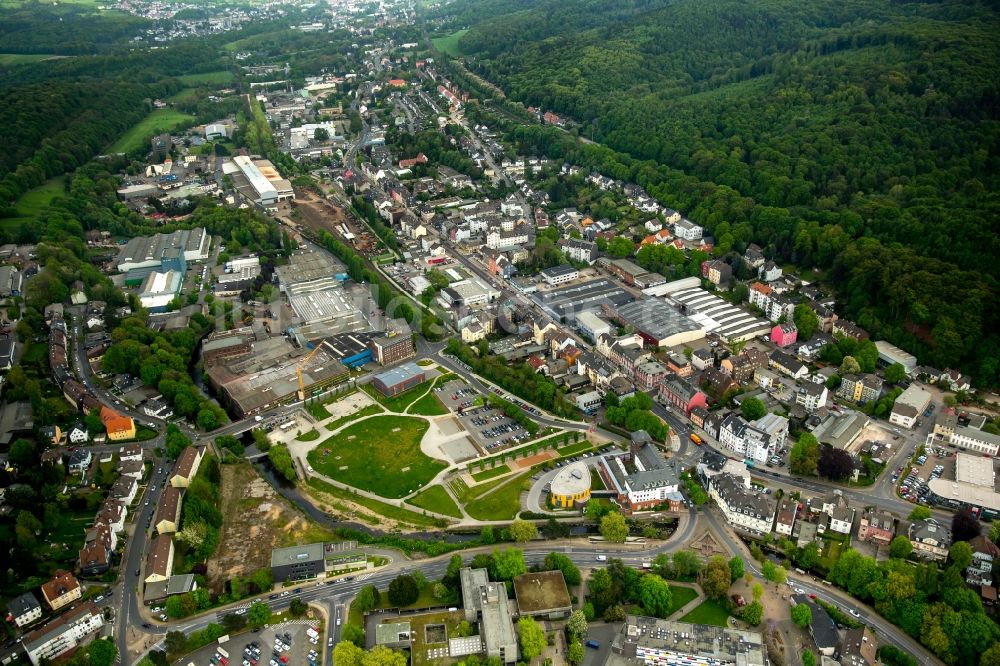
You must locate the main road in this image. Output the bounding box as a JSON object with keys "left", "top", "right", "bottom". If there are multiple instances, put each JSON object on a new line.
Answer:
{"left": 132, "top": 503, "right": 942, "bottom": 666}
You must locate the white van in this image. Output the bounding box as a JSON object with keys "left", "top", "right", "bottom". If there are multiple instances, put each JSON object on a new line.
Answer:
{"left": 596, "top": 555, "right": 607, "bottom": 562}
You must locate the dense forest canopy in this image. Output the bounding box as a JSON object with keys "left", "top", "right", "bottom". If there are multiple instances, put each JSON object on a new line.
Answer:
{"left": 431, "top": 0, "right": 1000, "bottom": 386}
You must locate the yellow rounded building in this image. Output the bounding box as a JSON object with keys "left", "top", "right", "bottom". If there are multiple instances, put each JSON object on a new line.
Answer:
{"left": 550, "top": 461, "right": 592, "bottom": 508}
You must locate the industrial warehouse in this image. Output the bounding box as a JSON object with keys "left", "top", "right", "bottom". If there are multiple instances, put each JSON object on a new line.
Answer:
{"left": 602, "top": 298, "right": 704, "bottom": 348}
{"left": 206, "top": 341, "right": 349, "bottom": 416}
{"left": 224, "top": 155, "right": 295, "bottom": 208}
{"left": 116, "top": 227, "right": 210, "bottom": 275}
{"left": 533, "top": 278, "right": 634, "bottom": 323}
{"left": 668, "top": 287, "right": 771, "bottom": 343}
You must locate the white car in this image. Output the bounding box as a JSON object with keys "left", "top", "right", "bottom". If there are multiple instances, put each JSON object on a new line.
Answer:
{"left": 849, "top": 609, "right": 861, "bottom": 618}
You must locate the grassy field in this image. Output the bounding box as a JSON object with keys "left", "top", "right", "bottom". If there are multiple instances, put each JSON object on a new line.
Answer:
{"left": 471, "top": 464, "right": 510, "bottom": 482}
{"left": 5, "top": 176, "right": 66, "bottom": 229}
{"left": 0, "top": 53, "right": 67, "bottom": 65}
{"left": 106, "top": 108, "right": 195, "bottom": 154}
{"left": 667, "top": 585, "right": 699, "bottom": 616}
{"left": 0, "top": 176, "right": 67, "bottom": 233}
{"left": 167, "top": 87, "right": 199, "bottom": 102}
{"left": 464, "top": 472, "right": 531, "bottom": 520}
{"left": 306, "top": 416, "right": 445, "bottom": 498}
{"left": 176, "top": 70, "right": 233, "bottom": 85}
{"left": 407, "top": 485, "right": 463, "bottom": 518}
{"left": 295, "top": 429, "right": 320, "bottom": 442}
{"left": 407, "top": 391, "right": 448, "bottom": 416}
{"left": 679, "top": 599, "right": 731, "bottom": 627}
{"left": 557, "top": 440, "right": 596, "bottom": 458}
{"left": 432, "top": 29, "right": 468, "bottom": 56}
{"left": 306, "top": 477, "right": 446, "bottom": 529}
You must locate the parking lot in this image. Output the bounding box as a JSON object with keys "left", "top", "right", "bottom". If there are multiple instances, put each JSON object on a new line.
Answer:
{"left": 432, "top": 380, "right": 533, "bottom": 453}
{"left": 172, "top": 622, "right": 322, "bottom": 666}
{"left": 900, "top": 449, "right": 957, "bottom": 505}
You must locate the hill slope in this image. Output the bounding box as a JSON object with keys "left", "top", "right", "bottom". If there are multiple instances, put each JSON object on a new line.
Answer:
{"left": 433, "top": 0, "right": 1000, "bottom": 386}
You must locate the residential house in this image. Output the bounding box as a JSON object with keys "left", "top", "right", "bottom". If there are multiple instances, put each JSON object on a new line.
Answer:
{"left": 690, "top": 347, "right": 714, "bottom": 371}
{"left": 658, "top": 373, "right": 709, "bottom": 416}
{"left": 21, "top": 602, "right": 103, "bottom": 666}
{"left": 857, "top": 508, "right": 895, "bottom": 546}
{"left": 833, "top": 319, "right": 869, "bottom": 341}
{"left": 665, "top": 352, "right": 692, "bottom": 378}
{"left": 109, "top": 476, "right": 138, "bottom": 505}
{"left": 39, "top": 425, "right": 61, "bottom": 446}
{"left": 118, "top": 459, "right": 144, "bottom": 480}
{"left": 838, "top": 374, "right": 883, "bottom": 404}
{"left": 940, "top": 369, "right": 971, "bottom": 392}
{"left": 633, "top": 360, "right": 668, "bottom": 392}
{"left": 758, "top": 261, "right": 782, "bottom": 282}
{"left": 119, "top": 443, "right": 142, "bottom": 463}
{"left": 744, "top": 244, "right": 765, "bottom": 269}
{"left": 967, "top": 536, "right": 1000, "bottom": 586}
{"left": 155, "top": 486, "right": 183, "bottom": 534}
{"left": 701, "top": 366, "right": 737, "bottom": 396}
{"left": 170, "top": 446, "right": 204, "bottom": 488}
{"left": 673, "top": 219, "right": 702, "bottom": 241}
{"left": 701, "top": 259, "right": 731, "bottom": 287}
{"left": 7, "top": 592, "right": 42, "bottom": 628}
{"left": 67, "top": 449, "right": 92, "bottom": 474}
{"left": 708, "top": 472, "right": 776, "bottom": 535}
{"left": 99, "top": 405, "right": 135, "bottom": 441}
{"left": 720, "top": 412, "right": 788, "bottom": 464}
{"left": 830, "top": 506, "right": 856, "bottom": 535}
{"left": 145, "top": 534, "right": 175, "bottom": 583}
{"left": 908, "top": 519, "right": 951, "bottom": 561}
{"left": 770, "top": 323, "right": 798, "bottom": 348}
{"left": 840, "top": 626, "right": 878, "bottom": 666}
{"left": 773, "top": 498, "right": 798, "bottom": 537}
{"left": 754, "top": 367, "right": 780, "bottom": 390}
{"left": 720, "top": 355, "right": 755, "bottom": 384}
{"left": 40, "top": 571, "right": 81, "bottom": 611}
{"left": 795, "top": 383, "right": 828, "bottom": 413}
{"left": 79, "top": 525, "right": 113, "bottom": 575}
{"left": 769, "top": 349, "right": 807, "bottom": 379}
{"left": 790, "top": 594, "right": 839, "bottom": 656}
{"left": 67, "top": 423, "right": 89, "bottom": 444}
{"left": 562, "top": 238, "right": 595, "bottom": 264}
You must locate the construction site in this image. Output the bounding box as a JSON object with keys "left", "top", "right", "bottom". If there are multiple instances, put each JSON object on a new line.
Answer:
{"left": 288, "top": 187, "right": 381, "bottom": 256}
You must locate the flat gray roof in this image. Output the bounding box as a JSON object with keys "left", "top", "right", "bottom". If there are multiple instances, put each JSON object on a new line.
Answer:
{"left": 533, "top": 278, "right": 634, "bottom": 322}
{"left": 373, "top": 362, "right": 424, "bottom": 388}
{"left": 270, "top": 543, "right": 325, "bottom": 567}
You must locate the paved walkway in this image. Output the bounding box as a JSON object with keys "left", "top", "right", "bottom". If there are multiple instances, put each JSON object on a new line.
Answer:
{"left": 665, "top": 581, "right": 704, "bottom": 620}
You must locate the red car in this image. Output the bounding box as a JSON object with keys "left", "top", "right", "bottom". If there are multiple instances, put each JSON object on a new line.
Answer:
{"left": 280, "top": 657, "right": 289, "bottom": 665}
{"left": 809, "top": 594, "right": 817, "bottom": 600}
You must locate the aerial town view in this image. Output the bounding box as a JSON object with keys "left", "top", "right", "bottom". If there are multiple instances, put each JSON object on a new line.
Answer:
{"left": 0, "top": 0, "right": 998, "bottom": 666}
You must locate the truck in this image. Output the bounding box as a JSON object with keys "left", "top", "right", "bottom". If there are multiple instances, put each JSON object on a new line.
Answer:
{"left": 216, "top": 647, "right": 229, "bottom": 659}
{"left": 690, "top": 433, "right": 702, "bottom": 446}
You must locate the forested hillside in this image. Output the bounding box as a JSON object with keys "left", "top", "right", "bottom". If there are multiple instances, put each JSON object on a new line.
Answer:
{"left": 432, "top": 0, "right": 1000, "bottom": 386}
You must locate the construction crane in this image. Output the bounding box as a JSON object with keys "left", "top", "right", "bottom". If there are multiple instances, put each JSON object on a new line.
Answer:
{"left": 296, "top": 344, "right": 324, "bottom": 401}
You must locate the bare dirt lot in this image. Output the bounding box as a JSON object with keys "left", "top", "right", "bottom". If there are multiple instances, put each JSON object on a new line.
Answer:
{"left": 207, "top": 461, "right": 337, "bottom": 591}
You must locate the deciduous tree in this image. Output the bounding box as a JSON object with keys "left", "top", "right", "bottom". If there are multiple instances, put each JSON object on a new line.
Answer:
{"left": 600, "top": 512, "right": 629, "bottom": 543}
{"left": 890, "top": 536, "right": 913, "bottom": 560}
{"left": 701, "top": 556, "right": 732, "bottom": 599}
{"left": 509, "top": 519, "right": 538, "bottom": 543}
{"left": 791, "top": 603, "right": 812, "bottom": 628}
{"left": 638, "top": 574, "right": 673, "bottom": 617}
{"left": 518, "top": 617, "right": 547, "bottom": 660}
